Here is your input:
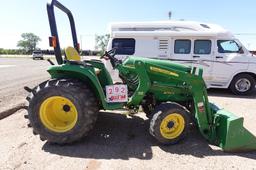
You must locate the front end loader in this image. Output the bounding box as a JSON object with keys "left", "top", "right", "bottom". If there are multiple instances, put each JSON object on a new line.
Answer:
{"left": 25, "top": 0, "right": 256, "bottom": 152}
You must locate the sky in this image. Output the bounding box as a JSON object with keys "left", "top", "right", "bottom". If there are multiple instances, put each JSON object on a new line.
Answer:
{"left": 0, "top": 0, "right": 255, "bottom": 50}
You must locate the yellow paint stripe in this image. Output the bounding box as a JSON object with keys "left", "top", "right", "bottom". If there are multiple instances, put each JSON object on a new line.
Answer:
{"left": 150, "top": 66, "right": 179, "bottom": 77}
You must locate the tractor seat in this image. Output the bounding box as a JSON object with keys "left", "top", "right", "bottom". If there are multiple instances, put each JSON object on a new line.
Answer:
{"left": 65, "top": 46, "right": 101, "bottom": 75}
{"left": 65, "top": 46, "right": 81, "bottom": 61}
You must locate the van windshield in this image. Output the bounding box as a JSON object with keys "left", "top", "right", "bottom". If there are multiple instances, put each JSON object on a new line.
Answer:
{"left": 33, "top": 51, "right": 42, "bottom": 54}
{"left": 217, "top": 40, "right": 242, "bottom": 53}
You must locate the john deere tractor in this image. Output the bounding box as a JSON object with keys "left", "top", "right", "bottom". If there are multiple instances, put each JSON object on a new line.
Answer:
{"left": 25, "top": 0, "right": 256, "bottom": 151}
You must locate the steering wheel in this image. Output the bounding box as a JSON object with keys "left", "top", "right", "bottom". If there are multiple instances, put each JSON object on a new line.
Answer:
{"left": 101, "top": 48, "right": 120, "bottom": 67}
{"left": 101, "top": 48, "right": 115, "bottom": 59}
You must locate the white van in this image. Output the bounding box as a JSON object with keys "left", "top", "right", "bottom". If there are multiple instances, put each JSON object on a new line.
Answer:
{"left": 32, "top": 50, "right": 44, "bottom": 60}
{"left": 107, "top": 20, "right": 256, "bottom": 95}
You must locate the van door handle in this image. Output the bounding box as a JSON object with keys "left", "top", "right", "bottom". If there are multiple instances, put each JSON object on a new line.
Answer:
{"left": 216, "top": 56, "right": 223, "bottom": 59}
{"left": 193, "top": 55, "right": 200, "bottom": 58}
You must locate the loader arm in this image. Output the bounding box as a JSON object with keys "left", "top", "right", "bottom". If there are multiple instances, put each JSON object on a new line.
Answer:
{"left": 169, "top": 67, "right": 256, "bottom": 151}
{"left": 180, "top": 69, "right": 256, "bottom": 151}
{"left": 117, "top": 58, "right": 216, "bottom": 136}
{"left": 147, "top": 65, "right": 217, "bottom": 141}
{"left": 131, "top": 63, "right": 256, "bottom": 152}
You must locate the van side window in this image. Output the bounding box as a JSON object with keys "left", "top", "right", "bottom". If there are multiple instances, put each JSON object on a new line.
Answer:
{"left": 194, "top": 40, "right": 211, "bottom": 54}
{"left": 112, "top": 38, "right": 135, "bottom": 55}
{"left": 217, "top": 40, "right": 242, "bottom": 53}
{"left": 174, "top": 40, "right": 191, "bottom": 54}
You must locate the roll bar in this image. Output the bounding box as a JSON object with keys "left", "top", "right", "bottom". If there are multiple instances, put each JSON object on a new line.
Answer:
{"left": 47, "top": 0, "right": 79, "bottom": 64}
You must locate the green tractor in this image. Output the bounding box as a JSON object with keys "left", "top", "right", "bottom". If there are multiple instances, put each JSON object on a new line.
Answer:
{"left": 25, "top": 0, "right": 256, "bottom": 152}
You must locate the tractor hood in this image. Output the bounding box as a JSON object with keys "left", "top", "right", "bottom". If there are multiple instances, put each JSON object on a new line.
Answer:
{"left": 123, "top": 56, "right": 191, "bottom": 73}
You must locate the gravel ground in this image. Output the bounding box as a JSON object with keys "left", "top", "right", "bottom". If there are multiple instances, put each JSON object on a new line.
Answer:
{"left": 0, "top": 89, "right": 256, "bottom": 170}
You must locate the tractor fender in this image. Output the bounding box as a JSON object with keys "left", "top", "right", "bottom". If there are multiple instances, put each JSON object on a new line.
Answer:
{"left": 47, "top": 64, "right": 122, "bottom": 110}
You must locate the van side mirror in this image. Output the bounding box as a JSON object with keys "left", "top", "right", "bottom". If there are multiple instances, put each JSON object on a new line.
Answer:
{"left": 238, "top": 47, "right": 244, "bottom": 54}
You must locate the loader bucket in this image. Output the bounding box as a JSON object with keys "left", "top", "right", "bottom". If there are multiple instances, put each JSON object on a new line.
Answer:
{"left": 214, "top": 109, "right": 256, "bottom": 152}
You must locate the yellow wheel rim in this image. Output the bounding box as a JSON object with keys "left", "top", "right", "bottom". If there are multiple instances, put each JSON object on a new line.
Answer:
{"left": 160, "top": 113, "right": 185, "bottom": 139}
{"left": 39, "top": 96, "right": 78, "bottom": 133}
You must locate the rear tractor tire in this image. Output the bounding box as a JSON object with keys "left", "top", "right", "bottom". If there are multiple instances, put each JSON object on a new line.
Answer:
{"left": 25, "top": 79, "right": 99, "bottom": 144}
{"left": 149, "top": 102, "right": 190, "bottom": 145}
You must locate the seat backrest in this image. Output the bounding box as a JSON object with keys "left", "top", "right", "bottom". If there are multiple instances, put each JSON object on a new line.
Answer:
{"left": 65, "top": 46, "right": 81, "bottom": 61}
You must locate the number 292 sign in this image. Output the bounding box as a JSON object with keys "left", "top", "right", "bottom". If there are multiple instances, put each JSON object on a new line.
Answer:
{"left": 106, "top": 84, "right": 128, "bottom": 103}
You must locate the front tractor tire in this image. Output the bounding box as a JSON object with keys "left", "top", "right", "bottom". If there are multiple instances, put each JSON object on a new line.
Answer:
{"left": 25, "top": 79, "right": 99, "bottom": 144}
{"left": 149, "top": 102, "right": 190, "bottom": 145}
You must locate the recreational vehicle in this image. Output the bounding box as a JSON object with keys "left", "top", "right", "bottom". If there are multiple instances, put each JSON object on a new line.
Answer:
{"left": 106, "top": 21, "right": 256, "bottom": 95}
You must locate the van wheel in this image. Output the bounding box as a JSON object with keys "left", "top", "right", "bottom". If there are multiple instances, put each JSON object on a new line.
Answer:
{"left": 229, "top": 74, "right": 255, "bottom": 95}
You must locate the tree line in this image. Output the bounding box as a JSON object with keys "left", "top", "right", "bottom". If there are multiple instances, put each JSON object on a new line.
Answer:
{"left": 0, "top": 33, "right": 41, "bottom": 55}
{"left": 0, "top": 33, "right": 109, "bottom": 55}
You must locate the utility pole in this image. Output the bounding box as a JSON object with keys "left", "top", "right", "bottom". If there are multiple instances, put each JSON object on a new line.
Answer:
{"left": 168, "top": 11, "right": 172, "bottom": 20}
{"left": 80, "top": 35, "right": 83, "bottom": 51}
